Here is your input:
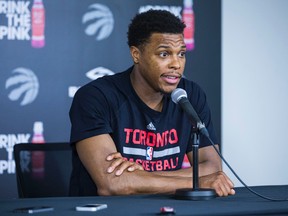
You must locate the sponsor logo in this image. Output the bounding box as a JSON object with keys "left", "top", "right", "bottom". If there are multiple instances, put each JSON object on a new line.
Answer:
{"left": 124, "top": 146, "right": 180, "bottom": 159}
{"left": 86, "top": 67, "right": 114, "bottom": 80}
{"left": 31, "top": 0, "right": 45, "bottom": 48}
{"left": 82, "top": 3, "right": 114, "bottom": 41}
{"left": 0, "top": 0, "right": 45, "bottom": 48}
{"left": 0, "top": 0, "right": 31, "bottom": 40}
{"left": 0, "top": 121, "right": 44, "bottom": 175}
{"left": 5, "top": 67, "right": 39, "bottom": 106}
{"left": 146, "top": 147, "right": 153, "bottom": 160}
{"left": 147, "top": 122, "right": 156, "bottom": 131}
{"left": 0, "top": 133, "right": 31, "bottom": 174}
{"left": 68, "top": 67, "right": 115, "bottom": 98}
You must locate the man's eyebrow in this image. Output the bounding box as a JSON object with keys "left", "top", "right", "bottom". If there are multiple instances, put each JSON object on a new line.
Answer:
{"left": 157, "top": 45, "right": 170, "bottom": 49}
{"left": 156, "top": 45, "right": 187, "bottom": 49}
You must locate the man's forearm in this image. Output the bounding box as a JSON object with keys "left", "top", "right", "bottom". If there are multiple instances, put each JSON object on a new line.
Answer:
{"left": 152, "top": 167, "right": 192, "bottom": 178}
{"left": 98, "top": 169, "right": 192, "bottom": 196}
{"left": 198, "top": 159, "right": 222, "bottom": 177}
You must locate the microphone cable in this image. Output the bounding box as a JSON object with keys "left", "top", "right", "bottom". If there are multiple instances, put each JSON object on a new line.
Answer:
{"left": 171, "top": 88, "right": 287, "bottom": 201}
{"left": 206, "top": 136, "right": 288, "bottom": 201}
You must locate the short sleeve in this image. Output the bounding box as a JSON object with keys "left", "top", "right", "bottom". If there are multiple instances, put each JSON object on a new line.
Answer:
{"left": 69, "top": 83, "right": 113, "bottom": 143}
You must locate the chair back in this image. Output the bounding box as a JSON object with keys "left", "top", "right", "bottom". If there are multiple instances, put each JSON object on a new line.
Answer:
{"left": 13, "top": 142, "right": 72, "bottom": 198}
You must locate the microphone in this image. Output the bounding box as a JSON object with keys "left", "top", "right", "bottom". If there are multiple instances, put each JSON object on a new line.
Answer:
{"left": 172, "top": 88, "right": 216, "bottom": 200}
{"left": 171, "top": 88, "right": 209, "bottom": 137}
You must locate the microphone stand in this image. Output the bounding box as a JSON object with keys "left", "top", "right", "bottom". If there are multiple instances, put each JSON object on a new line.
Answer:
{"left": 175, "top": 127, "right": 217, "bottom": 200}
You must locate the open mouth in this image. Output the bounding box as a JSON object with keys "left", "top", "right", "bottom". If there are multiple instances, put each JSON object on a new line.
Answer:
{"left": 161, "top": 74, "right": 182, "bottom": 84}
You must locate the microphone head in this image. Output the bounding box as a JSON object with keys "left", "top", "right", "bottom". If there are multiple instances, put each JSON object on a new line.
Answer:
{"left": 171, "top": 88, "right": 187, "bottom": 104}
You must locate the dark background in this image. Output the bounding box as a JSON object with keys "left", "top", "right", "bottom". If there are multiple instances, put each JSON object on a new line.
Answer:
{"left": 0, "top": 0, "right": 221, "bottom": 199}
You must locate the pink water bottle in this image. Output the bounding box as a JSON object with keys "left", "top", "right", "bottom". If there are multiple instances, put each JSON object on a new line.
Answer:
{"left": 31, "top": 121, "right": 45, "bottom": 178}
{"left": 31, "top": 0, "right": 45, "bottom": 48}
{"left": 182, "top": 0, "right": 195, "bottom": 51}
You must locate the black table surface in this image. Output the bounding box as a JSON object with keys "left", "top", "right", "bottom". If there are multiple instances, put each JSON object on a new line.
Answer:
{"left": 1, "top": 185, "right": 288, "bottom": 216}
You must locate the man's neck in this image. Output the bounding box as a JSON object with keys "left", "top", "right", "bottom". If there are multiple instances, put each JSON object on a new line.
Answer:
{"left": 130, "top": 68, "right": 164, "bottom": 112}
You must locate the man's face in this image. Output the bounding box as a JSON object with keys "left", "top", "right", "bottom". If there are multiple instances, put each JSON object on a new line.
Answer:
{"left": 136, "top": 33, "right": 186, "bottom": 94}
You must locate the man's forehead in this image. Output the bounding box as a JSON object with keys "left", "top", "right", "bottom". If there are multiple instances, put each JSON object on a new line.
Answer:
{"left": 149, "top": 33, "right": 185, "bottom": 48}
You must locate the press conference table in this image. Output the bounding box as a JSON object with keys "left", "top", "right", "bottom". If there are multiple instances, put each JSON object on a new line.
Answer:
{"left": 1, "top": 185, "right": 288, "bottom": 216}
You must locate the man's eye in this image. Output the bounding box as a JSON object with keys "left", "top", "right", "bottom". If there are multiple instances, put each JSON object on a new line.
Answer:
{"left": 179, "top": 51, "right": 186, "bottom": 57}
{"left": 159, "top": 52, "right": 168, "bottom": 57}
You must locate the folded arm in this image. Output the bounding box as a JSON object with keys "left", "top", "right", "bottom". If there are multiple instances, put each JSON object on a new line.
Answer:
{"left": 76, "top": 134, "right": 235, "bottom": 196}
{"left": 76, "top": 134, "right": 192, "bottom": 196}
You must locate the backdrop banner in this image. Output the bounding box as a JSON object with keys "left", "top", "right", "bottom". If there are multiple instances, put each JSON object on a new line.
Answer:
{"left": 0, "top": 0, "right": 221, "bottom": 199}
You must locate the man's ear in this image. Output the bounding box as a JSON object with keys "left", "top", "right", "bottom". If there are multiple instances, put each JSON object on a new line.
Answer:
{"left": 130, "top": 46, "right": 140, "bottom": 64}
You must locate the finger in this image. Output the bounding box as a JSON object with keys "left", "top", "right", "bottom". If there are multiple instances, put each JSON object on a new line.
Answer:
{"left": 220, "top": 180, "right": 232, "bottom": 196}
{"left": 230, "top": 188, "right": 236, "bottom": 195}
{"left": 212, "top": 181, "right": 226, "bottom": 197}
{"left": 215, "top": 188, "right": 223, "bottom": 197}
{"left": 127, "top": 166, "right": 135, "bottom": 172}
{"left": 107, "top": 157, "right": 126, "bottom": 173}
{"left": 212, "top": 174, "right": 231, "bottom": 197}
{"left": 221, "top": 173, "right": 235, "bottom": 195}
{"left": 219, "top": 183, "right": 229, "bottom": 197}
{"left": 115, "top": 161, "right": 135, "bottom": 176}
{"left": 127, "top": 163, "right": 144, "bottom": 172}
{"left": 106, "top": 152, "right": 122, "bottom": 161}
{"left": 222, "top": 172, "right": 234, "bottom": 188}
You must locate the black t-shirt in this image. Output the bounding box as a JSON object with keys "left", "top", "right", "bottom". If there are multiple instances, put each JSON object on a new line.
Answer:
{"left": 69, "top": 66, "right": 218, "bottom": 196}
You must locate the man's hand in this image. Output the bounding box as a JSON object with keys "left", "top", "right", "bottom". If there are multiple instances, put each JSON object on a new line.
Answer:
{"left": 199, "top": 171, "right": 235, "bottom": 197}
{"left": 106, "top": 152, "right": 144, "bottom": 176}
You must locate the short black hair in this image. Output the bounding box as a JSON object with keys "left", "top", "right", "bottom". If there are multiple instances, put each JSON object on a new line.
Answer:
{"left": 127, "top": 10, "right": 186, "bottom": 48}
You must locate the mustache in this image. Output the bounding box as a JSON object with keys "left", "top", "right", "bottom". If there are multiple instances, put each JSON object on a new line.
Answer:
{"left": 161, "top": 71, "right": 183, "bottom": 78}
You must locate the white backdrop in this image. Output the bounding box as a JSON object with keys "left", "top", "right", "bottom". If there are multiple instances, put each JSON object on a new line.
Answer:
{"left": 222, "top": 0, "right": 288, "bottom": 187}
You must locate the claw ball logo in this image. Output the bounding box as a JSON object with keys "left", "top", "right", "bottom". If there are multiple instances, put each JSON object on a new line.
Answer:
{"left": 5, "top": 67, "right": 39, "bottom": 106}
{"left": 82, "top": 3, "right": 114, "bottom": 41}
{"left": 86, "top": 67, "right": 114, "bottom": 80}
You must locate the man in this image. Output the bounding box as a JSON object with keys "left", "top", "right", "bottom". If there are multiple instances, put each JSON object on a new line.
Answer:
{"left": 69, "top": 10, "right": 235, "bottom": 197}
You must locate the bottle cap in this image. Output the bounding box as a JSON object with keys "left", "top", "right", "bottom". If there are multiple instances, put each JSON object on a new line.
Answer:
{"left": 184, "top": 0, "right": 193, "bottom": 8}
{"left": 33, "top": 121, "right": 43, "bottom": 133}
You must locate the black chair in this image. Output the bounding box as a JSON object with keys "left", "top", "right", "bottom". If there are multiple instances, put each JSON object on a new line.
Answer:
{"left": 13, "top": 143, "right": 72, "bottom": 198}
